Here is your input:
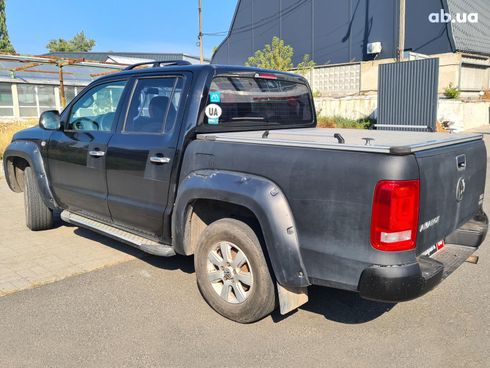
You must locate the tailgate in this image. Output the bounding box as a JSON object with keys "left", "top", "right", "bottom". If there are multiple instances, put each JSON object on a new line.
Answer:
{"left": 415, "top": 139, "right": 487, "bottom": 255}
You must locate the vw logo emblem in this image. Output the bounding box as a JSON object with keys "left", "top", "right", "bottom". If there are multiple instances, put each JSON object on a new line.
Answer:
{"left": 456, "top": 177, "right": 466, "bottom": 202}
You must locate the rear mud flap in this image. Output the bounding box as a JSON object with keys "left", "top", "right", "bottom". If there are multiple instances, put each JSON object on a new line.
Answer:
{"left": 277, "top": 283, "right": 308, "bottom": 315}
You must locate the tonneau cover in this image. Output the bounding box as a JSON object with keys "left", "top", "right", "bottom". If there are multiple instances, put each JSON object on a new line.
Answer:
{"left": 197, "top": 128, "right": 482, "bottom": 155}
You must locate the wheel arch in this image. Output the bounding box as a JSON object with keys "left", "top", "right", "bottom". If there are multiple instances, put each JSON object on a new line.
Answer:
{"left": 3, "top": 140, "right": 58, "bottom": 209}
{"left": 183, "top": 199, "right": 260, "bottom": 250}
{"left": 173, "top": 170, "right": 309, "bottom": 288}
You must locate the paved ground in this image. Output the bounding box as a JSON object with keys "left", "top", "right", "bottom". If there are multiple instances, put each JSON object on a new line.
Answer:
{"left": 0, "top": 179, "right": 136, "bottom": 297}
{"left": 0, "top": 133, "right": 490, "bottom": 367}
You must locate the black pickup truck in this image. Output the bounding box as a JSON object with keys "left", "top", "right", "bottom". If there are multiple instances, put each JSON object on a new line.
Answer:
{"left": 3, "top": 62, "right": 488, "bottom": 323}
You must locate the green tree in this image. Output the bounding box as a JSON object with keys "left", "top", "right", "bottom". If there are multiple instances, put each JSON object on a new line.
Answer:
{"left": 46, "top": 31, "right": 96, "bottom": 52}
{"left": 246, "top": 37, "right": 316, "bottom": 74}
{"left": 296, "top": 54, "right": 316, "bottom": 75}
{"left": 246, "top": 37, "right": 294, "bottom": 71}
{"left": 0, "top": 0, "right": 15, "bottom": 54}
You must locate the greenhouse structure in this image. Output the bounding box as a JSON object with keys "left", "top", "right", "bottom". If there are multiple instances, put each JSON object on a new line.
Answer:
{"left": 0, "top": 54, "right": 128, "bottom": 120}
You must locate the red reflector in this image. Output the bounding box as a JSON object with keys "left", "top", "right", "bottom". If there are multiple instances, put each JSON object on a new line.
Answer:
{"left": 371, "top": 180, "right": 420, "bottom": 252}
{"left": 254, "top": 73, "right": 277, "bottom": 80}
{"left": 436, "top": 240, "right": 445, "bottom": 250}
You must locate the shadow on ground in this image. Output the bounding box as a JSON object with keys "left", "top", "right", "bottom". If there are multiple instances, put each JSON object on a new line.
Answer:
{"left": 72, "top": 223, "right": 394, "bottom": 325}
{"left": 270, "top": 286, "right": 395, "bottom": 324}
{"left": 300, "top": 286, "right": 394, "bottom": 323}
{"left": 72, "top": 227, "right": 194, "bottom": 274}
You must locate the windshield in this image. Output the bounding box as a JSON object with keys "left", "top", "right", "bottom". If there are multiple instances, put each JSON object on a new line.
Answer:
{"left": 203, "top": 76, "right": 314, "bottom": 129}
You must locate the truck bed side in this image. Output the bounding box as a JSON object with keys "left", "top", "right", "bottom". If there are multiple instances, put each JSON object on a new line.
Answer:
{"left": 179, "top": 139, "right": 421, "bottom": 290}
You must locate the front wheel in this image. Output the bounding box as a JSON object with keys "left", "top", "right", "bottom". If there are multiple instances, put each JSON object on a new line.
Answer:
{"left": 23, "top": 166, "right": 54, "bottom": 231}
{"left": 194, "top": 218, "right": 276, "bottom": 323}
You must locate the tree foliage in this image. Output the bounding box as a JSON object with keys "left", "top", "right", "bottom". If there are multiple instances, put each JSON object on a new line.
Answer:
{"left": 246, "top": 37, "right": 293, "bottom": 71}
{"left": 46, "top": 31, "right": 96, "bottom": 52}
{"left": 296, "top": 54, "right": 316, "bottom": 75}
{"left": 0, "top": 0, "right": 15, "bottom": 54}
{"left": 245, "top": 37, "right": 316, "bottom": 74}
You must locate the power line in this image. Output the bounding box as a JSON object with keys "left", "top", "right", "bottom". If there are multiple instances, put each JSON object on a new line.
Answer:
{"left": 203, "top": 0, "right": 310, "bottom": 38}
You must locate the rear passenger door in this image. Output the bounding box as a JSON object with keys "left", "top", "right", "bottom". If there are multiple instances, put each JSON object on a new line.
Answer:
{"left": 106, "top": 75, "right": 187, "bottom": 238}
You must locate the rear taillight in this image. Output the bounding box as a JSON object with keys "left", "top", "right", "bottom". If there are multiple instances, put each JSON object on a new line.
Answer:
{"left": 371, "top": 180, "right": 420, "bottom": 252}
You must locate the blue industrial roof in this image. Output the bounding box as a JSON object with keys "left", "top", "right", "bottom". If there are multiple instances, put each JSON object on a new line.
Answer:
{"left": 43, "top": 52, "right": 209, "bottom": 64}
{"left": 447, "top": 0, "right": 490, "bottom": 56}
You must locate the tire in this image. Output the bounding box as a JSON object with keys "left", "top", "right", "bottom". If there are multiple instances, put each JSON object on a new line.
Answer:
{"left": 23, "top": 166, "right": 54, "bottom": 231}
{"left": 194, "top": 218, "right": 276, "bottom": 323}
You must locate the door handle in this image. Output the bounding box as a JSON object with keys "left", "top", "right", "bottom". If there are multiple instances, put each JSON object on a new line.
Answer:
{"left": 150, "top": 156, "right": 171, "bottom": 164}
{"left": 89, "top": 150, "right": 105, "bottom": 157}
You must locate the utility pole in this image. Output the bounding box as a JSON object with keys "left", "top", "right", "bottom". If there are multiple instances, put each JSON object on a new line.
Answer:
{"left": 198, "top": 0, "right": 204, "bottom": 64}
{"left": 397, "top": 0, "right": 405, "bottom": 61}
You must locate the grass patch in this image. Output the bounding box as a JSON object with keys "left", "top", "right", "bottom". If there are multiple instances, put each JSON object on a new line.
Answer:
{"left": 317, "top": 115, "right": 375, "bottom": 129}
{"left": 0, "top": 120, "right": 37, "bottom": 159}
{"left": 444, "top": 83, "right": 460, "bottom": 99}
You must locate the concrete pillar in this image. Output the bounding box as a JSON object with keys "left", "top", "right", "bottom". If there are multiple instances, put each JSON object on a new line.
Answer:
{"left": 34, "top": 86, "right": 40, "bottom": 117}
{"left": 11, "top": 83, "right": 20, "bottom": 119}
{"left": 54, "top": 86, "right": 61, "bottom": 111}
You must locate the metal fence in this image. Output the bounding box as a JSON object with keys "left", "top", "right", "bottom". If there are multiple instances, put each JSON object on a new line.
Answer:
{"left": 377, "top": 58, "right": 439, "bottom": 132}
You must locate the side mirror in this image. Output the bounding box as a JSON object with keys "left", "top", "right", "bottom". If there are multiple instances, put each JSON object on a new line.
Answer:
{"left": 39, "top": 110, "right": 61, "bottom": 130}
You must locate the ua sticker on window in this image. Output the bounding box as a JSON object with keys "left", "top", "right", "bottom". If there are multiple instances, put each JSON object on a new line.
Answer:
{"left": 205, "top": 104, "right": 222, "bottom": 125}
{"left": 209, "top": 91, "right": 221, "bottom": 103}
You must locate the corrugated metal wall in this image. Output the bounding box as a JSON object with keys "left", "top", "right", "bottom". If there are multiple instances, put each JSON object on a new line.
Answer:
{"left": 213, "top": 0, "right": 400, "bottom": 66}
{"left": 213, "top": 0, "right": 459, "bottom": 66}
{"left": 446, "top": 0, "right": 490, "bottom": 56}
{"left": 377, "top": 58, "right": 439, "bottom": 132}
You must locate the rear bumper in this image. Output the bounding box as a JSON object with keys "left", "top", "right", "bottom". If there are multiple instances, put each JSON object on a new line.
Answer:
{"left": 358, "top": 212, "right": 488, "bottom": 303}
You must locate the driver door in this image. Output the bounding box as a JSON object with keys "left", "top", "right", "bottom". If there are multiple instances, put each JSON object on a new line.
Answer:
{"left": 47, "top": 79, "right": 129, "bottom": 221}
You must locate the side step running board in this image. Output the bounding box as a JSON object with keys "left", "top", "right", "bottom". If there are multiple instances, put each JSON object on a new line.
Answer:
{"left": 61, "top": 210, "right": 176, "bottom": 257}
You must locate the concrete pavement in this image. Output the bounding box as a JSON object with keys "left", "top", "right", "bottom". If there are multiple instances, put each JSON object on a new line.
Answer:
{"left": 0, "top": 243, "right": 489, "bottom": 368}
{"left": 0, "top": 179, "right": 136, "bottom": 297}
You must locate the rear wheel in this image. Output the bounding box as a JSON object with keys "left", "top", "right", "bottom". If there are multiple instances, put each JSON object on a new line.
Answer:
{"left": 23, "top": 166, "right": 54, "bottom": 231}
{"left": 194, "top": 218, "right": 276, "bottom": 323}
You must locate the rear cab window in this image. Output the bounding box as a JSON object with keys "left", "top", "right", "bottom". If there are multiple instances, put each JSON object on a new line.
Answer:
{"left": 201, "top": 74, "right": 314, "bottom": 131}
{"left": 124, "top": 76, "right": 184, "bottom": 134}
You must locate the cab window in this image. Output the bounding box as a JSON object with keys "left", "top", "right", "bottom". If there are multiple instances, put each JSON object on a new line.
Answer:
{"left": 67, "top": 80, "right": 127, "bottom": 132}
{"left": 124, "top": 77, "right": 183, "bottom": 134}
{"left": 203, "top": 76, "right": 314, "bottom": 129}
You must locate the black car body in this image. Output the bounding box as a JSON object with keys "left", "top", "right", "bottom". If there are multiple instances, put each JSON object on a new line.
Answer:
{"left": 3, "top": 63, "right": 488, "bottom": 322}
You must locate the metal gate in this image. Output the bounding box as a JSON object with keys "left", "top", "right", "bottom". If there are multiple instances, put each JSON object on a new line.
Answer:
{"left": 377, "top": 58, "right": 439, "bottom": 132}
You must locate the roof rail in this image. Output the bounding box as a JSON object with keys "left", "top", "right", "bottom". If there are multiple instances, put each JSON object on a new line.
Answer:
{"left": 124, "top": 60, "right": 192, "bottom": 70}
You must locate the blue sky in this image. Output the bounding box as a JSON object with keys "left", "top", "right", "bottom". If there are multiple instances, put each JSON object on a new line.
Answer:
{"left": 6, "top": 0, "right": 238, "bottom": 58}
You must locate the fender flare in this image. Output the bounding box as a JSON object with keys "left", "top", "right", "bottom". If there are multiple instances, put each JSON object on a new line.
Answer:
{"left": 173, "top": 170, "right": 309, "bottom": 288}
{"left": 3, "top": 140, "right": 59, "bottom": 210}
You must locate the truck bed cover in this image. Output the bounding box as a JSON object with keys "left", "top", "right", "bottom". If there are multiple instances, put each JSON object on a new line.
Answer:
{"left": 197, "top": 128, "right": 482, "bottom": 155}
